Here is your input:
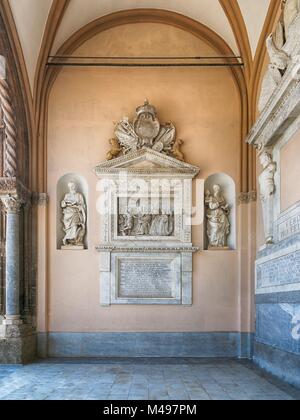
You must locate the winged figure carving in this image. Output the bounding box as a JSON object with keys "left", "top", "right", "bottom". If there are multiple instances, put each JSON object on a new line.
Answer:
{"left": 114, "top": 117, "right": 139, "bottom": 153}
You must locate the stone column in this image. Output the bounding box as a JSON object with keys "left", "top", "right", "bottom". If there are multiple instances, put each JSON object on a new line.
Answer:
{"left": 1, "top": 195, "right": 22, "bottom": 325}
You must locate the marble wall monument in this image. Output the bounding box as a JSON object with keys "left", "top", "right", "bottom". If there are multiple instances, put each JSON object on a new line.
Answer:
{"left": 247, "top": 0, "right": 300, "bottom": 388}
{"left": 95, "top": 101, "right": 200, "bottom": 306}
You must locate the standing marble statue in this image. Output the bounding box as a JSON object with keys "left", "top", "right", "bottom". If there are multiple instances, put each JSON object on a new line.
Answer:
{"left": 61, "top": 182, "right": 86, "bottom": 249}
{"left": 205, "top": 185, "right": 230, "bottom": 249}
{"left": 259, "top": 151, "right": 277, "bottom": 245}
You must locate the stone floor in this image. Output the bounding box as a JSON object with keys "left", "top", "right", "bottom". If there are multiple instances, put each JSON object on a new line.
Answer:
{"left": 0, "top": 358, "right": 299, "bottom": 400}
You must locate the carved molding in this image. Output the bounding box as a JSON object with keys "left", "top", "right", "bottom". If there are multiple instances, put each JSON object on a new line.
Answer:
{"left": 0, "top": 177, "right": 32, "bottom": 208}
{"left": 1, "top": 195, "right": 22, "bottom": 214}
{"left": 96, "top": 245, "right": 199, "bottom": 253}
{"left": 247, "top": 60, "right": 300, "bottom": 149}
{"left": 95, "top": 147, "right": 199, "bottom": 178}
{"left": 238, "top": 191, "right": 257, "bottom": 204}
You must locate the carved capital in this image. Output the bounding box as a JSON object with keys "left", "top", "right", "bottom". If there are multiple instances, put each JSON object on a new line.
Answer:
{"left": 1, "top": 195, "right": 23, "bottom": 214}
{"left": 0, "top": 177, "right": 31, "bottom": 207}
{"left": 238, "top": 191, "right": 257, "bottom": 204}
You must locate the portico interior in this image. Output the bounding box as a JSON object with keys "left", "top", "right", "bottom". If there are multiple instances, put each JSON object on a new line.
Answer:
{"left": 0, "top": 0, "right": 299, "bottom": 397}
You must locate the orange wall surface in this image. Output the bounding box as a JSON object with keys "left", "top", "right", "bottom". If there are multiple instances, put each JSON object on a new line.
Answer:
{"left": 43, "top": 23, "right": 247, "bottom": 333}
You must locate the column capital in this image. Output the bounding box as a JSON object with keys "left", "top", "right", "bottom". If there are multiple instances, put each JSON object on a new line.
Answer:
{"left": 0, "top": 177, "right": 31, "bottom": 211}
{"left": 1, "top": 195, "right": 23, "bottom": 214}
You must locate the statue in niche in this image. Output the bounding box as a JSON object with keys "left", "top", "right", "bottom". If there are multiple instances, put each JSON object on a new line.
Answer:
{"left": 106, "top": 100, "right": 185, "bottom": 161}
{"left": 259, "top": 151, "right": 277, "bottom": 244}
{"left": 205, "top": 185, "right": 231, "bottom": 249}
{"left": 61, "top": 182, "right": 86, "bottom": 249}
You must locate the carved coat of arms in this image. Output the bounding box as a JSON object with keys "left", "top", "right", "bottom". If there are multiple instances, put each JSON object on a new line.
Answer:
{"left": 107, "top": 100, "right": 184, "bottom": 161}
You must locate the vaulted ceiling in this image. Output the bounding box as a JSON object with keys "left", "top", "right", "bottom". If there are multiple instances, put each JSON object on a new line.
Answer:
{"left": 7, "top": 0, "right": 275, "bottom": 93}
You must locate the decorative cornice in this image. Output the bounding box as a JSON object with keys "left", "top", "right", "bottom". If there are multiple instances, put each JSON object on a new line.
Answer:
{"left": 94, "top": 147, "right": 200, "bottom": 177}
{"left": 96, "top": 245, "right": 200, "bottom": 253}
{"left": 246, "top": 58, "right": 300, "bottom": 149}
{"left": 238, "top": 191, "right": 257, "bottom": 204}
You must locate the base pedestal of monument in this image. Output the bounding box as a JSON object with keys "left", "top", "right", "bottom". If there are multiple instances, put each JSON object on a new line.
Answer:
{"left": 0, "top": 324, "right": 36, "bottom": 364}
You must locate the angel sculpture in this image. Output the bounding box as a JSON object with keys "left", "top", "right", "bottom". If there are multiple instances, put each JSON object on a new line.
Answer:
{"left": 258, "top": 25, "right": 290, "bottom": 112}
{"left": 266, "top": 32, "right": 290, "bottom": 74}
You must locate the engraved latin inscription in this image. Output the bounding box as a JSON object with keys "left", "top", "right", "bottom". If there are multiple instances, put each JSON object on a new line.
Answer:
{"left": 118, "top": 259, "right": 174, "bottom": 299}
{"left": 278, "top": 213, "right": 300, "bottom": 240}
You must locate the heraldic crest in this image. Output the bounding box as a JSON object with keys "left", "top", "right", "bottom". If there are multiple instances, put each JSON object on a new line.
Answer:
{"left": 106, "top": 100, "right": 185, "bottom": 162}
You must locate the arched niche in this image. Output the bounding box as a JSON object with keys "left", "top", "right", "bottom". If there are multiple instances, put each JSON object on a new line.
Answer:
{"left": 204, "top": 173, "right": 236, "bottom": 250}
{"left": 56, "top": 173, "right": 88, "bottom": 250}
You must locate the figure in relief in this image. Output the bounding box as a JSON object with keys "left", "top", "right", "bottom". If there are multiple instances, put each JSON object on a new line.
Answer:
{"left": 258, "top": 0, "right": 300, "bottom": 112}
{"left": 135, "top": 213, "right": 153, "bottom": 236}
{"left": 106, "top": 138, "right": 122, "bottom": 160}
{"left": 107, "top": 100, "right": 185, "bottom": 161}
{"left": 259, "top": 151, "right": 277, "bottom": 244}
{"left": 119, "top": 210, "right": 134, "bottom": 237}
{"left": 118, "top": 207, "right": 174, "bottom": 237}
{"left": 205, "top": 185, "right": 230, "bottom": 249}
{"left": 259, "top": 151, "right": 277, "bottom": 202}
{"left": 284, "top": 0, "right": 300, "bottom": 37}
{"left": 150, "top": 213, "right": 174, "bottom": 237}
{"left": 61, "top": 182, "right": 86, "bottom": 248}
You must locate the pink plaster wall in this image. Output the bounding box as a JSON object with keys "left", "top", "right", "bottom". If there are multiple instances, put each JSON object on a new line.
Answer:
{"left": 281, "top": 131, "right": 300, "bottom": 212}
{"left": 43, "top": 23, "right": 245, "bottom": 333}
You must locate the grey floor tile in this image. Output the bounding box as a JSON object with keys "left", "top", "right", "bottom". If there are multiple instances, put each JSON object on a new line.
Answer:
{"left": 0, "top": 359, "right": 298, "bottom": 401}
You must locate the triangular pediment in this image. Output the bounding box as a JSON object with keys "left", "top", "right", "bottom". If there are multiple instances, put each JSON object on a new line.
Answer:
{"left": 94, "top": 148, "right": 200, "bottom": 177}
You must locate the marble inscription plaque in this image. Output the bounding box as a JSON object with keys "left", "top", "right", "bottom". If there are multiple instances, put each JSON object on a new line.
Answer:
{"left": 118, "top": 259, "right": 173, "bottom": 299}
{"left": 277, "top": 212, "right": 300, "bottom": 241}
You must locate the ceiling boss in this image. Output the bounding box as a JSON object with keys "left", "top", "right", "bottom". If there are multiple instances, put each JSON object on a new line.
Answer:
{"left": 106, "top": 100, "right": 185, "bottom": 161}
